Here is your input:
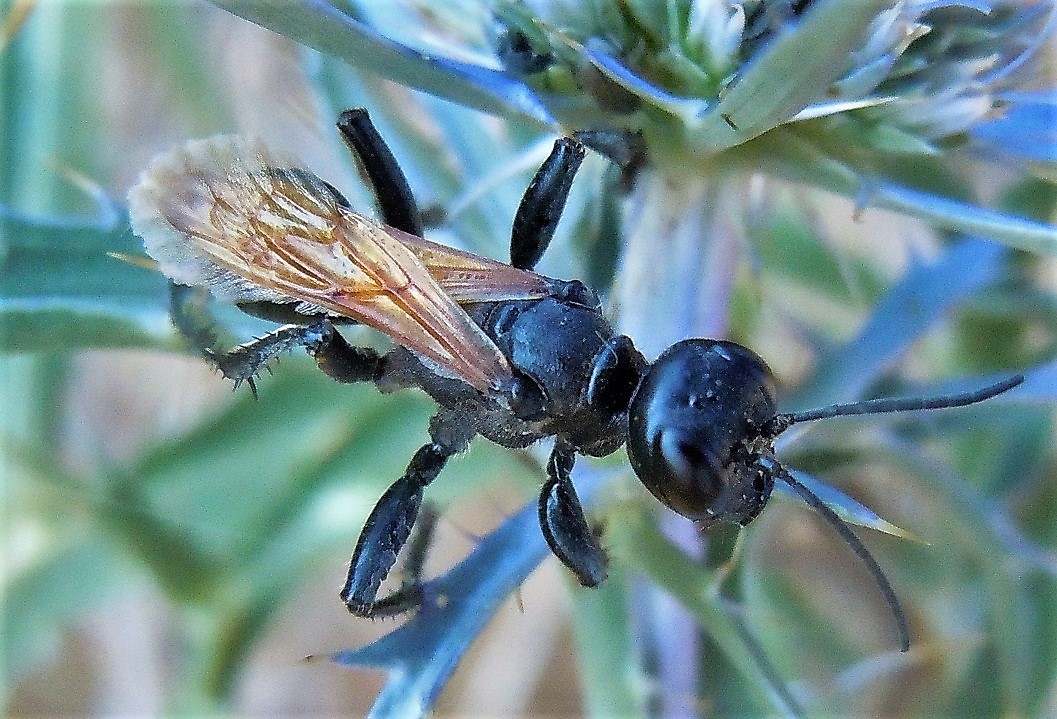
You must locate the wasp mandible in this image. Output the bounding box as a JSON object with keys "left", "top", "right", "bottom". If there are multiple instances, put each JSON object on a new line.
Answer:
{"left": 129, "top": 109, "right": 1022, "bottom": 651}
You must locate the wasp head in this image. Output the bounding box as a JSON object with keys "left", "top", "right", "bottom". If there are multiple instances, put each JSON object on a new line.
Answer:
{"left": 626, "top": 339, "right": 780, "bottom": 525}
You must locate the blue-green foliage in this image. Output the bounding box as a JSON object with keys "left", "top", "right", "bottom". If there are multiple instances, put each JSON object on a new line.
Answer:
{"left": 2, "top": 2, "right": 1055, "bottom": 717}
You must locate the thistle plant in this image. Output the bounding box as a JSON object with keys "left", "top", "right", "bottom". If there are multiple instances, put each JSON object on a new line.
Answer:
{"left": 2, "top": 1, "right": 1055, "bottom": 718}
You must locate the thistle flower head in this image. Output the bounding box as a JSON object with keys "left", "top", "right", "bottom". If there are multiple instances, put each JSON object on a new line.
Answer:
{"left": 218, "top": 0, "right": 1054, "bottom": 251}
{"left": 492, "top": 0, "right": 1053, "bottom": 150}
{"left": 855, "top": 2, "right": 1053, "bottom": 138}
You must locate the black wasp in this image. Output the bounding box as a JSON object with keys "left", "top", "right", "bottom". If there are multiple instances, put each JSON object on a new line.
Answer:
{"left": 129, "top": 108, "right": 1022, "bottom": 651}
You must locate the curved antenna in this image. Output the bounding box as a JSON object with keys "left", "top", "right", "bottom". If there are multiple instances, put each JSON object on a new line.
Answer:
{"left": 758, "top": 456, "right": 911, "bottom": 653}
{"left": 771, "top": 374, "right": 1023, "bottom": 434}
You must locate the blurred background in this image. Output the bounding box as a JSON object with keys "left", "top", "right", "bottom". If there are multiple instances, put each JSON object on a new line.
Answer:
{"left": 2, "top": 1, "right": 1056, "bottom": 717}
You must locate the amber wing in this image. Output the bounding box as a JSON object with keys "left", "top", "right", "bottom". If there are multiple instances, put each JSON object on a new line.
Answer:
{"left": 128, "top": 136, "right": 553, "bottom": 392}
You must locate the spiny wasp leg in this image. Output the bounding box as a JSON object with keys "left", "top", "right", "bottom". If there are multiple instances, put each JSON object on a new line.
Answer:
{"left": 538, "top": 439, "right": 607, "bottom": 587}
{"left": 207, "top": 321, "right": 332, "bottom": 395}
{"left": 170, "top": 282, "right": 337, "bottom": 397}
{"left": 510, "top": 137, "right": 587, "bottom": 271}
{"left": 337, "top": 108, "right": 423, "bottom": 237}
{"left": 304, "top": 320, "right": 385, "bottom": 385}
{"left": 341, "top": 411, "right": 473, "bottom": 618}
{"left": 172, "top": 294, "right": 384, "bottom": 396}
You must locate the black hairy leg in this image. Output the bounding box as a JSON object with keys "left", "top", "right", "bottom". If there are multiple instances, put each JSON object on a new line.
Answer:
{"left": 538, "top": 438, "right": 607, "bottom": 587}
{"left": 340, "top": 410, "right": 476, "bottom": 618}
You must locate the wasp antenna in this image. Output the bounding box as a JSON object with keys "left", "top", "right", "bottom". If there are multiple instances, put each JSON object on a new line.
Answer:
{"left": 773, "top": 374, "right": 1023, "bottom": 432}
{"left": 759, "top": 456, "right": 911, "bottom": 653}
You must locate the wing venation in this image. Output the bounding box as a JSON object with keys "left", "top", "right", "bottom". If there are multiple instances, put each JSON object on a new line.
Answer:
{"left": 128, "top": 135, "right": 554, "bottom": 391}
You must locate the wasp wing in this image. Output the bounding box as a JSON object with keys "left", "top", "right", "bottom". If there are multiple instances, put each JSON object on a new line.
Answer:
{"left": 391, "top": 228, "right": 559, "bottom": 302}
{"left": 128, "top": 136, "right": 549, "bottom": 392}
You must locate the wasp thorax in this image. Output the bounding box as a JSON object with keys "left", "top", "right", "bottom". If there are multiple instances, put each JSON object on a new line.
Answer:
{"left": 626, "top": 339, "right": 779, "bottom": 523}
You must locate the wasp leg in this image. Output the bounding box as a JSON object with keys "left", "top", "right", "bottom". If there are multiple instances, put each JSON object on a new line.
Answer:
{"left": 169, "top": 283, "right": 222, "bottom": 358}
{"left": 168, "top": 282, "right": 326, "bottom": 395}
{"left": 341, "top": 411, "right": 474, "bottom": 618}
{"left": 198, "top": 321, "right": 330, "bottom": 397}
{"left": 303, "top": 319, "right": 385, "bottom": 384}
{"left": 538, "top": 439, "right": 608, "bottom": 587}
{"left": 182, "top": 311, "right": 382, "bottom": 397}
{"left": 401, "top": 503, "right": 439, "bottom": 587}
{"left": 337, "top": 108, "right": 423, "bottom": 237}
{"left": 510, "top": 137, "right": 587, "bottom": 270}
{"left": 572, "top": 130, "right": 644, "bottom": 173}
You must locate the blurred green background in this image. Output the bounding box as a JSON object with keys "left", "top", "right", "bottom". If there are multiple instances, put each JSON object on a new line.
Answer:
{"left": 2, "top": 2, "right": 1056, "bottom": 717}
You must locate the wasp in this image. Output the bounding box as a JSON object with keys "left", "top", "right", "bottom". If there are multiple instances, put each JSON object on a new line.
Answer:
{"left": 129, "top": 108, "right": 1022, "bottom": 651}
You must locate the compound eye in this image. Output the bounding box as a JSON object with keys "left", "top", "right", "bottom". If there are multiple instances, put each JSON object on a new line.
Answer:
{"left": 659, "top": 431, "right": 722, "bottom": 490}
{"left": 652, "top": 429, "right": 728, "bottom": 514}
{"left": 633, "top": 429, "right": 727, "bottom": 519}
